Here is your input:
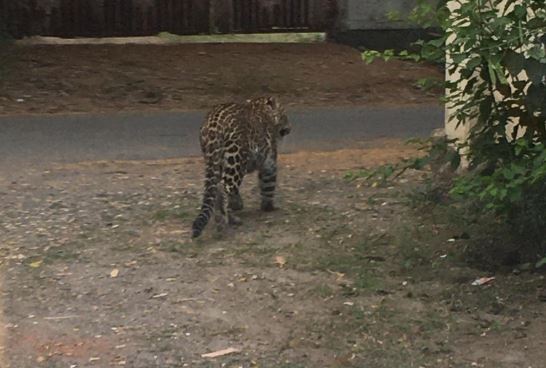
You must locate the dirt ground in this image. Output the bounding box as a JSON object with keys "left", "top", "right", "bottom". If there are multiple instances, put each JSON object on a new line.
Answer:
{"left": 2, "top": 140, "right": 546, "bottom": 368}
{"left": 2, "top": 42, "right": 545, "bottom": 368}
{"left": 0, "top": 43, "right": 442, "bottom": 115}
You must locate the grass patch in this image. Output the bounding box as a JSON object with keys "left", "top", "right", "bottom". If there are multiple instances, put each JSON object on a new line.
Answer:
{"left": 354, "top": 271, "right": 382, "bottom": 290}
{"left": 156, "top": 240, "right": 198, "bottom": 256}
{"left": 344, "top": 165, "right": 399, "bottom": 188}
{"left": 310, "top": 238, "right": 387, "bottom": 292}
{"left": 41, "top": 241, "right": 89, "bottom": 264}
{"left": 310, "top": 283, "right": 334, "bottom": 298}
{"left": 152, "top": 208, "right": 192, "bottom": 221}
{"left": 396, "top": 225, "right": 434, "bottom": 272}
{"left": 44, "top": 247, "right": 84, "bottom": 262}
{"left": 401, "top": 160, "right": 546, "bottom": 272}
{"left": 235, "top": 244, "right": 281, "bottom": 268}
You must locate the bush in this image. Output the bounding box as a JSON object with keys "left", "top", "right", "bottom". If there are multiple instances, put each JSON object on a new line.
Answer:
{"left": 363, "top": 0, "right": 546, "bottom": 263}
{"left": 443, "top": 0, "right": 546, "bottom": 258}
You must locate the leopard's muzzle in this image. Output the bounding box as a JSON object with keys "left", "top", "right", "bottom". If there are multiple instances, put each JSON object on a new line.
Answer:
{"left": 279, "top": 127, "right": 291, "bottom": 137}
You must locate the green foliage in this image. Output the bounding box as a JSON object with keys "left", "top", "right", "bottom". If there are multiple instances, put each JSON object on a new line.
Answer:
{"left": 361, "top": 49, "right": 422, "bottom": 64}
{"left": 387, "top": 0, "right": 447, "bottom": 30}
{"left": 344, "top": 137, "right": 460, "bottom": 188}
{"left": 362, "top": 0, "right": 546, "bottom": 259}
{"left": 451, "top": 141, "right": 546, "bottom": 212}
{"left": 414, "top": 77, "right": 444, "bottom": 92}
{"left": 443, "top": 0, "right": 546, "bottom": 253}
{"left": 361, "top": 0, "right": 448, "bottom": 64}
{"left": 344, "top": 165, "right": 397, "bottom": 187}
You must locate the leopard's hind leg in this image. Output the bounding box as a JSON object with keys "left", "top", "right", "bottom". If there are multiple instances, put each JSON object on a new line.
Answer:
{"left": 228, "top": 191, "right": 244, "bottom": 211}
{"left": 222, "top": 175, "right": 244, "bottom": 226}
{"left": 213, "top": 183, "right": 228, "bottom": 233}
{"left": 259, "top": 157, "right": 277, "bottom": 212}
{"left": 213, "top": 181, "right": 243, "bottom": 236}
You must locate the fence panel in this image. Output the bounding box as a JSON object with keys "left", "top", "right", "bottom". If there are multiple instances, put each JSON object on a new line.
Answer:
{"left": 1, "top": 0, "right": 335, "bottom": 38}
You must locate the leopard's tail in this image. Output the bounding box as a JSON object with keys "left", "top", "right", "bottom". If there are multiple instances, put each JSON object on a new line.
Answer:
{"left": 191, "top": 151, "right": 222, "bottom": 238}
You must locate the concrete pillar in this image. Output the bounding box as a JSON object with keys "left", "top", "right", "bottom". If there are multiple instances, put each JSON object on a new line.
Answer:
{"left": 445, "top": 0, "right": 474, "bottom": 168}
{"left": 445, "top": 0, "right": 532, "bottom": 168}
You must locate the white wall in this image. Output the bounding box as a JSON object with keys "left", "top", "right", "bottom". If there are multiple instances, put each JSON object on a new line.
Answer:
{"left": 445, "top": 0, "right": 532, "bottom": 169}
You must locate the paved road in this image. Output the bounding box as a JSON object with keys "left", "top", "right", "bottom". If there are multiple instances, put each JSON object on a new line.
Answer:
{"left": 0, "top": 105, "right": 443, "bottom": 169}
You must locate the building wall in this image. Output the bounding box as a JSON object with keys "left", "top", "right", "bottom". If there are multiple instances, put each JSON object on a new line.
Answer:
{"left": 331, "top": 0, "right": 438, "bottom": 50}
{"left": 337, "top": 0, "right": 436, "bottom": 31}
{"left": 444, "top": 0, "right": 533, "bottom": 168}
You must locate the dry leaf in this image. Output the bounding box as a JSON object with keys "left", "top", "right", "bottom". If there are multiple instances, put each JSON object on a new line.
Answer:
{"left": 327, "top": 269, "right": 345, "bottom": 281}
{"left": 29, "top": 260, "right": 43, "bottom": 268}
{"left": 43, "top": 315, "right": 77, "bottom": 320}
{"left": 201, "top": 347, "right": 240, "bottom": 358}
{"left": 274, "top": 256, "right": 286, "bottom": 268}
{"left": 152, "top": 293, "right": 168, "bottom": 299}
{"left": 110, "top": 268, "right": 119, "bottom": 278}
{"left": 471, "top": 276, "right": 495, "bottom": 286}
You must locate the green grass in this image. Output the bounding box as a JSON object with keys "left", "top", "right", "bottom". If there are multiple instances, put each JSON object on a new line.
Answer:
{"left": 40, "top": 241, "right": 89, "bottom": 264}
{"left": 397, "top": 232, "right": 432, "bottom": 271}
{"left": 305, "top": 236, "right": 388, "bottom": 293}
{"left": 310, "top": 283, "right": 334, "bottom": 298}
{"left": 354, "top": 271, "right": 382, "bottom": 290}
{"left": 44, "top": 247, "right": 83, "bottom": 262}
{"left": 343, "top": 164, "right": 401, "bottom": 188}
{"left": 152, "top": 208, "right": 191, "bottom": 221}
{"left": 156, "top": 240, "right": 198, "bottom": 256}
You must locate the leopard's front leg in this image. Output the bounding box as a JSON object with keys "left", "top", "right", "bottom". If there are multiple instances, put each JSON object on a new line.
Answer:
{"left": 228, "top": 191, "right": 244, "bottom": 211}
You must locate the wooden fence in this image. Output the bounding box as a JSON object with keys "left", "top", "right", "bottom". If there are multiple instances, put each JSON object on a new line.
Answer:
{"left": 0, "top": 0, "right": 336, "bottom": 38}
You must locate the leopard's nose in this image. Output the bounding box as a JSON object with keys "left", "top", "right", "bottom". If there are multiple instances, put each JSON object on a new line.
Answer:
{"left": 280, "top": 127, "right": 291, "bottom": 137}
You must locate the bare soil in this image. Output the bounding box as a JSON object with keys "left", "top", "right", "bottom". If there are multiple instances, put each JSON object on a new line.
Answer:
{"left": 2, "top": 141, "right": 546, "bottom": 368}
{"left": 0, "top": 43, "right": 442, "bottom": 115}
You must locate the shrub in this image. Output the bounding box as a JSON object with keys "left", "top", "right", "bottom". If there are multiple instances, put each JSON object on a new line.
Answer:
{"left": 363, "top": 0, "right": 546, "bottom": 262}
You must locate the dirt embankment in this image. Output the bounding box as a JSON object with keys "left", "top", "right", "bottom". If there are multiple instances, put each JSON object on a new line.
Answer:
{"left": 0, "top": 42, "right": 442, "bottom": 115}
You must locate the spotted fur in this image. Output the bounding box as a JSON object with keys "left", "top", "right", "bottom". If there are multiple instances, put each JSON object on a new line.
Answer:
{"left": 191, "top": 96, "right": 291, "bottom": 238}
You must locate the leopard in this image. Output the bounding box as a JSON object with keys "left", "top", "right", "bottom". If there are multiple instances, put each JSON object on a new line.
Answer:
{"left": 191, "top": 96, "right": 291, "bottom": 238}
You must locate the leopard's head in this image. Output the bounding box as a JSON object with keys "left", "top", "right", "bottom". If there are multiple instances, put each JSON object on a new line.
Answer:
{"left": 262, "top": 96, "right": 291, "bottom": 138}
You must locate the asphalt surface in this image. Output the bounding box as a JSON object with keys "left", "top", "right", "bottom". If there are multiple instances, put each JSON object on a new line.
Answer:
{"left": 0, "top": 105, "right": 443, "bottom": 170}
